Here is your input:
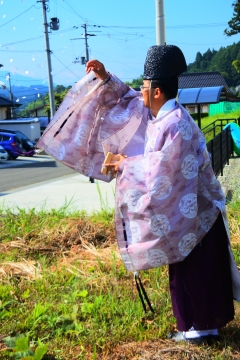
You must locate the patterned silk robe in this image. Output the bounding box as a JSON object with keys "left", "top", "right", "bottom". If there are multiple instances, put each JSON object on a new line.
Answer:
{"left": 37, "top": 72, "right": 240, "bottom": 301}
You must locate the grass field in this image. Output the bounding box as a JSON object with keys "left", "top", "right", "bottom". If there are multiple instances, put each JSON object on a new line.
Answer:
{"left": 200, "top": 110, "right": 240, "bottom": 129}
{"left": 0, "top": 183, "right": 240, "bottom": 360}
{"left": 1, "top": 112, "right": 240, "bottom": 359}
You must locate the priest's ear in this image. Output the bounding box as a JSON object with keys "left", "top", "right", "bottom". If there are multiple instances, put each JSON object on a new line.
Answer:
{"left": 153, "top": 87, "right": 164, "bottom": 100}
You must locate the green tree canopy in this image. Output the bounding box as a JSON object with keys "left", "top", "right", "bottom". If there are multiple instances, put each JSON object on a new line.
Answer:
{"left": 125, "top": 75, "right": 143, "bottom": 88}
{"left": 44, "top": 89, "right": 68, "bottom": 113}
{"left": 224, "top": 0, "right": 240, "bottom": 36}
{"left": 55, "top": 84, "right": 71, "bottom": 93}
{"left": 18, "top": 85, "right": 70, "bottom": 117}
{"left": 187, "top": 42, "right": 240, "bottom": 87}
{"left": 232, "top": 59, "right": 240, "bottom": 73}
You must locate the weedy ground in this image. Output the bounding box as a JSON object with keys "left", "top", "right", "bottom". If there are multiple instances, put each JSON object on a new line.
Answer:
{"left": 0, "top": 187, "right": 240, "bottom": 359}
{"left": 198, "top": 110, "right": 240, "bottom": 129}
{"left": 198, "top": 110, "right": 240, "bottom": 143}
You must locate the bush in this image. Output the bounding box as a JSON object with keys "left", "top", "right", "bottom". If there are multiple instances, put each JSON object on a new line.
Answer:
{"left": 190, "top": 112, "right": 209, "bottom": 120}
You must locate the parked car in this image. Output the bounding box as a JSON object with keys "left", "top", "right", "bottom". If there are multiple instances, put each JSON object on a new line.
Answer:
{"left": 0, "top": 132, "right": 24, "bottom": 160}
{"left": 0, "top": 129, "right": 36, "bottom": 153}
{"left": 0, "top": 144, "right": 8, "bottom": 161}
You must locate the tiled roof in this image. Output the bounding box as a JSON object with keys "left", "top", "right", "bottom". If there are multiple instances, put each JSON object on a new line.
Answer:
{"left": 0, "top": 96, "right": 14, "bottom": 107}
{"left": 179, "top": 71, "right": 230, "bottom": 93}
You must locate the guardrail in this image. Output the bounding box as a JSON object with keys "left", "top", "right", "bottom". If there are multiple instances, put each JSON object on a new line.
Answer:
{"left": 206, "top": 126, "right": 233, "bottom": 177}
{"left": 202, "top": 119, "right": 238, "bottom": 177}
{"left": 201, "top": 118, "right": 238, "bottom": 136}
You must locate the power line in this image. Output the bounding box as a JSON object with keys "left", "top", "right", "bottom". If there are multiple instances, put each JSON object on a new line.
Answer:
{"left": 52, "top": 61, "right": 78, "bottom": 77}
{"left": 89, "top": 22, "right": 228, "bottom": 30}
{"left": 52, "top": 53, "right": 80, "bottom": 78}
{"left": 59, "top": 0, "right": 87, "bottom": 22}
{"left": 0, "top": 5, "right": 37, "bottom": 29}
{"left": 0, "top": 36, "right": 43, "bottom": 47}
{"left": 89, "top": 48, "right": 141, "bottom": 70}
{"left": 0, "top": 49, "right": 45, "bottom": 53}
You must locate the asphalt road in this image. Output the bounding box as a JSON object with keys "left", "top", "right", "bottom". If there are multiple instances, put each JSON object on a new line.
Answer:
{"left": 0, "top": 155, "right": 75, "bottom": 192}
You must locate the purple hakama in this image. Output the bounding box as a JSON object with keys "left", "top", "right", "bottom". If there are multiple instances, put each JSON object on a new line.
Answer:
{"left": 169, "top": 213, "right": 234, "bottom": 331}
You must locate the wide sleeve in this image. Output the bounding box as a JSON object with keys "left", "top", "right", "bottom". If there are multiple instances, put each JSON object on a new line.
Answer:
{"left": 114, "top": 118, "right": 220, "bottom": 271}
{"left": 36, "top": 72, "right": 147, "bottom": 181}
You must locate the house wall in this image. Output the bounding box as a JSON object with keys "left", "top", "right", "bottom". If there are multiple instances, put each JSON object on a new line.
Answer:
{"left": 0, "top": 107, "right": 8, "bottom": 120}
{"left": 186, "top": 104, "right": 209, "bottom": 114}
{"left": 0, "top": 119, "right": 41, "bottom": 141}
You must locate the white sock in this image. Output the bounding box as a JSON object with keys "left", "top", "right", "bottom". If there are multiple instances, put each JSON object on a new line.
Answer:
{"left": 184, "top": 326, "right": 218, "bottom": 339}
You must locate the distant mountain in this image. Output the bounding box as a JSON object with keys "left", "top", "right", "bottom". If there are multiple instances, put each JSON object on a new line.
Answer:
{"left": 0, "top": 71, "right": 48, "bottom": 86}
{"left": 0, "top": 71, "right": 51, "bottom": 109}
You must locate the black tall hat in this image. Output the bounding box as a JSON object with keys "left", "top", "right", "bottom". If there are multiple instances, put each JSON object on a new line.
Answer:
{"left": 143, "top": 45, "right": 187, "bottom": 80}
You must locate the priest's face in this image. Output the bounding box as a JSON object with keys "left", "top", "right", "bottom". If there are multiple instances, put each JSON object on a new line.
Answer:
{"left": 140, "top": 80, "right": 152, "bottom": 108}
{"left": 140, "top": 80, "right": 167, "bottom": 116}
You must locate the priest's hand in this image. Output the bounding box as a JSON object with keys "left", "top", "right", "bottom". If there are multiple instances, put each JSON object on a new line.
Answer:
{"left": 86, "top": 60, "right": 108, "bottom": 80}
{"left": 103, "top": 153, "right": 127, "bottom": 175}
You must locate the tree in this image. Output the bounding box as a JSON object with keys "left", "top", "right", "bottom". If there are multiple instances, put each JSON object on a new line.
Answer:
{"left": 44, "top": 89, "right": 68, "bottom": 113}
{"left": 125, "top": 75, "right": 143, "bottom": 88}
{"left": 195, "top": 52, "right": 203, "bottom": 68}
{"left": 55, "top": 84, "right": 68, "bottom": 93}
{"left": 187, "top": 42, "right": 240, "bottom": 87}
{"left": 224, "top": 0, "right": 240, "bottom": 36}
{"left": 232, "top": 59, "right": 240, "bottom": 72}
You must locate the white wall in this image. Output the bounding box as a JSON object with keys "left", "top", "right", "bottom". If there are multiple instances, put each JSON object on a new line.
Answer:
{"left": 0, "top": 107, "right": 7, "bottom": 120}
{"left": 0, "top": 119, "right": 41, "bottom": 141}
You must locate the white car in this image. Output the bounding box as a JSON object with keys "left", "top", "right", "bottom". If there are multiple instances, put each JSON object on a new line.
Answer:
{"left": 0, "top": 145, "right": 8, "bottom": 161}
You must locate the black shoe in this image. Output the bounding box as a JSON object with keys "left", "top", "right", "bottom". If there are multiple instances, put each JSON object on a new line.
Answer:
{"left": 168, "top": 331, "right": 219, "bottom": 344}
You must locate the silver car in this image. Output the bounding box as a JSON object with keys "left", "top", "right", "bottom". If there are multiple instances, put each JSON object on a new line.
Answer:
{"left": 0, "top": 144, "right": 8, "bottom": 161}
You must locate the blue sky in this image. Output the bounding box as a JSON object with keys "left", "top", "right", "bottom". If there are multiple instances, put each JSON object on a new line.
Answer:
{"left": 0, "top": 0, "right": 240, "bottom": 94}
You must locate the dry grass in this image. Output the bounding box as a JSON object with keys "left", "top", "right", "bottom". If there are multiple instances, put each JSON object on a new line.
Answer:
{"left": 1, "top": 209, "right": 240, "bottom": 359}
{"left": 229, "top": 217, "right": 240, "bottom": 244}
{"left": 0, "top": 259, "right": 42, "bottom": 279}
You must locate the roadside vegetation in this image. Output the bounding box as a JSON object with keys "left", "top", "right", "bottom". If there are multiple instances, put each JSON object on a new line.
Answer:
{"left": 0, "top": 185, "right": 240, "bottom": 360}
{"left": 196, "top": 110, "right": 240, "bottom": 143}
{"left": 200, "top": 110, "right": 240, "bottom": 129}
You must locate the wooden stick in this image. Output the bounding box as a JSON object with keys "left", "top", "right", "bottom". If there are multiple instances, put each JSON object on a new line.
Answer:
{"left": 101, "top": 152, "right": 119, "bottom": 175}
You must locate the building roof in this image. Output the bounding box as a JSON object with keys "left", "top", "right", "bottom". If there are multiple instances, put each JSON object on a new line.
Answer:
{"left": 0, "top": 96, "right": 14, "bottom": 107}
{"left": 178, "top": 86, "right": 228, "bottom": 105}
{"left": 179, "top": 71, "right": 231, "bottom": 93}
{"left": 0, "top": 96, "right": 21, "bottom": 107}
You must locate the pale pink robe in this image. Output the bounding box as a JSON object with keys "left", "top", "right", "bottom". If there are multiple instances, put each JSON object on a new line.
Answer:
{"left": 36, "top": 72, "right": 240, "bottom": 301}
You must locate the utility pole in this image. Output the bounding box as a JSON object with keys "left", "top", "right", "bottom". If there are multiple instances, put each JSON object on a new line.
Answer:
{"left": 6, "top": 73, "right": 13, "bottom": 104}
{"left": 70, "top": 24, "right": 97, "bottom": 183}
{"left": 71, "top": 23, "right": 97, "bottom": 65}
{"left": 83, "top": 24, "right": 89, "bottom": 63}
{"left": 155, "top": 0, "right": 166, "bottom": 45}
{"left": 6, "top": 73, "right": 14, "bottom": 119}
{"left": 39, "top": 0, "right": 56, "bottom": 118}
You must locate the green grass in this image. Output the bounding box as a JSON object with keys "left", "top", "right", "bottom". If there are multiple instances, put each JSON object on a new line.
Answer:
{"left": 200, "top": 110, "right": 240, "bottom": 129}
{"left": 0, "top": 186, "right": 240, "bottom": 359}
{"left": 194, "top": 109, "right": 240, "bottom": 143}
{"left": 0, "top": 206, "right": 173, "bottom": 359}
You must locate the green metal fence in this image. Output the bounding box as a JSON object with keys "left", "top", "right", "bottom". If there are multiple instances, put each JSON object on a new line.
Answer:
{"left": 209, "top": 101, "right": 240, "bottom": 115}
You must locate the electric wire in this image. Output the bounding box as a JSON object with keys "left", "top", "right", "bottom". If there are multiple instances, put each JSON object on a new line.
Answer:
{"left": 0, "top": 5, "right": 37, "bottom": 29}
{"left": 52, "top": 53, "right": 80, "bottom": 78}
{"left": 0, "top": 36, "right": 43, "bottom": 47}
